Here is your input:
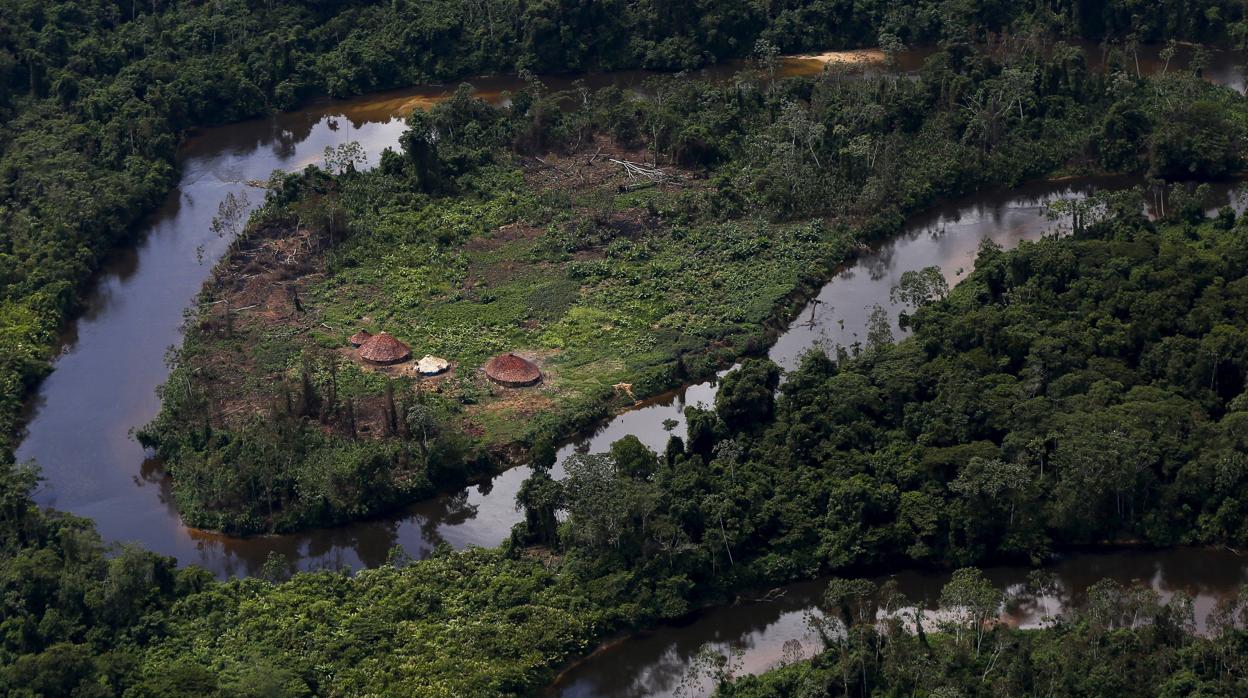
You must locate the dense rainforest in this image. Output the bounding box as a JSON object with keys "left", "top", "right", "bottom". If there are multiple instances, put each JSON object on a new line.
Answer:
{"left": 4, "top": 0, "right": 1248, "bottom": 463}
{"left": 6, "top": 198, "right": 1248, "bottom": 696}
{"left": 5, "top": 1, "right": 1248, "bottom": 696}
{"left": 144, "top": 33, "right": 1248, "bottom": 534}
{"left": 515, "top": 200, "right": 1248, "bottom": 590}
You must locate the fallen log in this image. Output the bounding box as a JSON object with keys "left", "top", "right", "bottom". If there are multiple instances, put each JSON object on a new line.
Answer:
{"left": 608, "top": 158, "right": 678, "bottom": 183}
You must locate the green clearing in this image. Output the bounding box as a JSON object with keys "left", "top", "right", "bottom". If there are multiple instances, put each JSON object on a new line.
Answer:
{"left": 305, "top": 164, "right": 843, "bottom": 440}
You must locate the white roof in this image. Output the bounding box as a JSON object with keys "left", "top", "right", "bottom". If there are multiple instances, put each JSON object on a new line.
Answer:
{"left": 416, "top": 355, "right": 450, "bottom": 375}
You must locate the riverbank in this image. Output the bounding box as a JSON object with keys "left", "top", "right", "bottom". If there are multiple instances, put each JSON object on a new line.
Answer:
{"left": 7, "top": 45, "right": 917, "bottom": 559}
{"left": 12, "top": 7, "right": 1248, "bottom": 697}
{"left": 545, "top": 199, "right": 1248, "bottom": 694}
{"left": 15, "top": 70, "right": 1246, "bottom": 575}
{"left": 712, "top": 574, "right": 1248, "bottom": 697}
{"left": 8, "top": 111, "right": 1248, "bottom": 698}
{"left": 9, "top": 34, "right": 1248, "bottom": 557}
{"left": 141, "top": 39, "right": 1248, "bottom": 536}
{"left": 9, "top": 3, "right": 1248, "bottom": 560}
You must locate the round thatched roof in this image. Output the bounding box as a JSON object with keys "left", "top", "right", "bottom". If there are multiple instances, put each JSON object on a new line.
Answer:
{"left": 359, "top": 332, "right": 411, "bottom": 364}
{"left": 416, "top": 355, "right": 450, "bottom": 376}
{"left": 483, "top": 352, "right": 541, "bottom": 387}
{"left": 348, "top": 329, "right": 373, "bottom": 347}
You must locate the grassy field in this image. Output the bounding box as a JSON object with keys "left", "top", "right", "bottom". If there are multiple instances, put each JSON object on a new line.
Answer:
{"left": 249, "top": 145, "right": 843, "bottom": 442}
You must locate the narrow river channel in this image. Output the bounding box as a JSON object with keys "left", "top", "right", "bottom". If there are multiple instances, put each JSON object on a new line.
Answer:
{"left": 551, "top": 547, "right": 1248, "bottom": 697}
{"left": 548, "top": 175, "right": 1248, "bottom": 697}
{"left": 13, "top": 41, "right": 1248, "bottom": 696}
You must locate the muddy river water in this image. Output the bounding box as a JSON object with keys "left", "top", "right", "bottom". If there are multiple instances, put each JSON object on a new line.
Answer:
{"left": 14, "top": 44, "right": 1248, "bottom": 695}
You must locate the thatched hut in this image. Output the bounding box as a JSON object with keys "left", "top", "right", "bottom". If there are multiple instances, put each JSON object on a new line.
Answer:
{"left": 348, "top": 329, "right": 373, "bottom": 348}
{"left": 358, "top": 332, "right": 411, "bottom": 365}
{"left": 483, "top": 352, "right": 541, "bottom": 387}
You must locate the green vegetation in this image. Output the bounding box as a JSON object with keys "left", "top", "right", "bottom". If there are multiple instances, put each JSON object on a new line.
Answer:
{"left": 717, "top": 569, "right": 1248, "bottom": 697}
{"left": 519, "top": 206, "right": 1248, "bottom": 596}
{"left": 0, "top": 0, "right": 1030, "bottom": 462}
{"left": 7, "top": 175, "right": 1248, "bottom": 697}
{"left": 0, "top": 459, "right": 618, "bottom": 696}
{"left": 139, "top": 85, "right": 857, "bottom": 533}
{"left": 146, "top": 34, "right": 1248, "bottom": 533}
{"left": 6, "top": 0, "right": 1248, "bottom": 482}
{"left": 13, "top": 0, "right": 1242, "bottom": 468}
{"left": 9, "top": 2, "right": 1248, "bottom": 696}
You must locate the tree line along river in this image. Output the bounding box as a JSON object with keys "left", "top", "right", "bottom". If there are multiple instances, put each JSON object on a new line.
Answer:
{"left": 14, "top": 43, "right": 1248, "bottom": 697}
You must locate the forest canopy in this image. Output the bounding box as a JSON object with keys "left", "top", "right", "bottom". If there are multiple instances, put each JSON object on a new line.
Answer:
{"left": 5, "top": 2, "right": 1248, "bottom": 696}
{"left": 6, "top": 192, "right": 1248, "bottom": 697}
{"left": 528, "top": 204, "right": 1248, "bottom": 589}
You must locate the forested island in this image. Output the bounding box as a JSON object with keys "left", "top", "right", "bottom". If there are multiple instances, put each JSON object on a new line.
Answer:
{"left": 5, "top": 1, "right": 1248, "bottom": 697}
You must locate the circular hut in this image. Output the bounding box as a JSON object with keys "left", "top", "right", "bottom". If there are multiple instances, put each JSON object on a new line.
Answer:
{"left": 348, "top": 329, "right": 373, "bottom": 348}
{"left": 358, "top": 332, "right": 412, "bottom": 365}
{"left": 483, "top": 352, "right": 542, "bottom": 387}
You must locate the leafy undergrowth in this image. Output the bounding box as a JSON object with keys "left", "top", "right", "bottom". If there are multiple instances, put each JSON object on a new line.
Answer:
{"left": 142, "top": 548, "right": 611, "bottom": 697}
{"left": 307, "top": 147, "right": 845, "bottom": 443}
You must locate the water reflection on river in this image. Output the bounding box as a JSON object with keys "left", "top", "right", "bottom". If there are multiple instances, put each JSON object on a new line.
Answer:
{"left": 17, "top": 111, "right": 410, "bottom": 574}
{"left": 552, "top": 548, "right": 1248, "bottom": 697}
{"left": 13, "top": 44, "right": 1248, "bottom": 579}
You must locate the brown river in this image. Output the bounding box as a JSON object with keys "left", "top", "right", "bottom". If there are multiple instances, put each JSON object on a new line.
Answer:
{"left": 14, "top": 44, "right": 1248, "bottom": 696}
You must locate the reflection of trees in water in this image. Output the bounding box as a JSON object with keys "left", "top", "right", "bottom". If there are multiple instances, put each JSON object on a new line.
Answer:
{"left": 278, "top": 113, "right": 320, "bottom": 150}
{"left": 1001, "top": 575, "right": 1070, "bottom": 625}
{"left": 273, "top": 126, "right": 299, "bottom": 160}
{"left": 414, "top": 488, "right": 479, "bottom": 551}
{"left": 863, "top": 221, "right": 946, "bottom": 283}
{"left": 138, "top": 457, "right": 173, "bottom": 491}
{"left": 862, "top": 244, "right": 894, "bottom": 282}
{"left": 197, "top": 510, "right": 406, "bottom": 578}
{"left": 632, "top": 646, "right": 693, "bottom": 696}
{"left": 565, "top": 556, "right": 1248, "bottom": 695}
{"left": 883, "top": 550, "right": 1248, "bottom": 630}
{"left": 305, "top": 519, "right": 402, "bottom": 570}
{"left": 103, "top": 245, "right": 143, "bottom": 285}
{"left": 345, "top": 114, "right": 374, "bottom": 131}
{"left": 563, "top": 584, "right": 824, "bottom": 697}
{"left": 1047, "top": 550, "right": 1243, "bottom": 611}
